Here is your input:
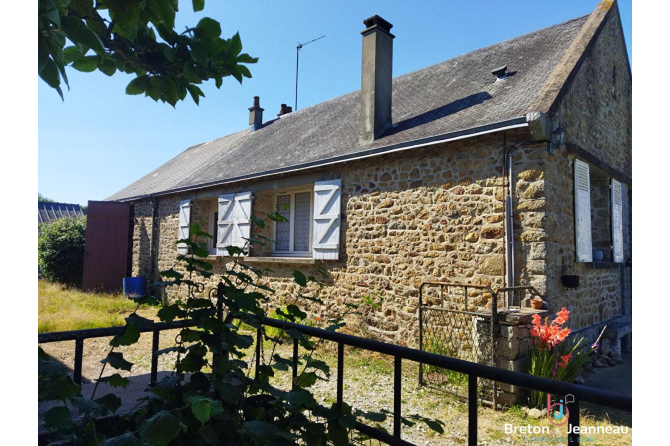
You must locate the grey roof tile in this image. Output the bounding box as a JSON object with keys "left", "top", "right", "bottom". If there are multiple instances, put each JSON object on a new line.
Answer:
{"left": 109, "top": 15, "right": 588, "bottom": 201}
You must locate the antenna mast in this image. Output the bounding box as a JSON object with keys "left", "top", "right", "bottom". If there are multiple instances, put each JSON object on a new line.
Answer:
{"left": 295, "top": 35, "right": 325, "bottom": 111}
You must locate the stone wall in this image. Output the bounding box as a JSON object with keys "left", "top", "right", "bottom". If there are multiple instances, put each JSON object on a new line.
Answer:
{"left": 130, "top": 128, "right": 562, "bottom": 348}
{"left": 550, "top": 6, "right": 632, "bottom": 177}
{"left": 541, "top": 5, "right": 631, "bottom": 331}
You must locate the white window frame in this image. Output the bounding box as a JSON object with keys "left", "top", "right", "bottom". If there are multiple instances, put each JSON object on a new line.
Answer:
{"left": 272, "top": 188, "right": 314, "bottom": 257}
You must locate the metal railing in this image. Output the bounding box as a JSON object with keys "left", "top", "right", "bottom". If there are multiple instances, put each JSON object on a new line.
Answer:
{"left": 38, "top": 320, "right": 198, "bottom": 386}
{"left": 39, "top": 316, "right": 631, "bottom": 446}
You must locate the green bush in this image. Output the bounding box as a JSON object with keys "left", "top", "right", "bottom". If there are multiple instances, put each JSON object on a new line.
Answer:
{"left": 38, "top": 216, "right": 87, "bottom": 286}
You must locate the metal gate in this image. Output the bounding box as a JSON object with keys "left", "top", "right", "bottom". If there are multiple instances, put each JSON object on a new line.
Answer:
{"left": 82, "top": 201, "right": 133, "bottom": 292}
{"left": 418, "top": 282, "right": 498, "bottom": 407}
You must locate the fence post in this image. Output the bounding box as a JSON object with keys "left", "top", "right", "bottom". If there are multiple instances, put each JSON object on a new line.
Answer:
{"left": 394, "top": 356, "right": 402, "bottom": 440}
{"left": 336, "top": 342, "right": 344, "bottom": 410}
{"left": 468, "top": 373, "right": 477, "bottom": 446}
{"left": 568, "top": 396, "right": 580, "bottom": 444}
{"left": 151, "top": 329, "right": 160, "bottom": 386}
{"left": 73, "top": 338, "right": 84, "bottom": 385}
{"left": 255, "top": 327, "right": 262, "bottom": 380}
{"left": 292, "top": 338, "right": 299, "bottom": 380}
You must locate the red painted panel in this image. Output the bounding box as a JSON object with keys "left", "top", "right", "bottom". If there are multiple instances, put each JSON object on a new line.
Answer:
{"left": 82, "top": 201, "right": 132, "bottom": 292}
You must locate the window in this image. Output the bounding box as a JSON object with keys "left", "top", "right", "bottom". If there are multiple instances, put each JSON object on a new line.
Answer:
{"left": 573, "top": 159, "right": 624, "bottom": 263}
{"left": 274, "top": 191, "right": 313, "bottom": 255}
{"left": 209, "top": 179, "right": 342, "bottom": 260}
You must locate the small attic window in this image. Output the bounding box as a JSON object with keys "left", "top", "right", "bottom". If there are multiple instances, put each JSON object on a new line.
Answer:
{"left": 492, "top": 65, "right": 508, "bottom": 81}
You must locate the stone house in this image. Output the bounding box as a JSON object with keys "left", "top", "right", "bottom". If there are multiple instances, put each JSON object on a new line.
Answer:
{"left": 108, "top": 1, "right": 631, "bottom": 389}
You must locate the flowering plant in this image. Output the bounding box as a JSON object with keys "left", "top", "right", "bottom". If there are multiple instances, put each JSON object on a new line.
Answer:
{"left": 528, "top": 307, "right": 604, "bottom": 407}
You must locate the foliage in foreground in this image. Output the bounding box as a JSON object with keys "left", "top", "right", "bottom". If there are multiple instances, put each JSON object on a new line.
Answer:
{"left": 38, "top": 216, "right": 87, "bottom": 286}
{"left": 38, "top": 0, "right": 258, "bottom": 105}
{"left": 39, "top": 214, "right": 444, "bottom": 444}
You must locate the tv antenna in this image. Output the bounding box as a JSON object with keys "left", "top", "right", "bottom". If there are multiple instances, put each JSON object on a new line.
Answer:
{"left": 295, "top": 35, "right": 325, "bottom": 111}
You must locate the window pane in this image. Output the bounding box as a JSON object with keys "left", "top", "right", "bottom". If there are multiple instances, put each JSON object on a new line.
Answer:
{"left": 276, "top": 194, "right": 291, "bottom": 251}
{"left": 294, "top": 192, "right": 311, "bottom": 251}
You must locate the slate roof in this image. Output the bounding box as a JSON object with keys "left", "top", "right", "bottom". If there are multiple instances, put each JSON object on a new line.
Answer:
{"left": 38, "top": 202, "right": 86, "bottom": 224}
{"left": 109, "top": 15, "right": 588, "bottom": 201}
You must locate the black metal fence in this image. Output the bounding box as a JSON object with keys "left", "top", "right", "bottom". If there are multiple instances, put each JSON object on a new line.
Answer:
{"left": 39, "top": 317, "right": 632, "bottom": 446}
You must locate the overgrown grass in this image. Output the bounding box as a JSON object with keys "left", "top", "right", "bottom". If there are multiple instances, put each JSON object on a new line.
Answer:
{"left": 38, "top": 280, "right": 158, "bottom": 332}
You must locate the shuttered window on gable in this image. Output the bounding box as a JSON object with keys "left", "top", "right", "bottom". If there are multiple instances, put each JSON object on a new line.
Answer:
{"left": 573, "top": 159, "right": 626, "bottom": 264}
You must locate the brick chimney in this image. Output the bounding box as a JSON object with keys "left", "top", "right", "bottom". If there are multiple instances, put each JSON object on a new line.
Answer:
{"left": 249, "top": 96, "right": 264, "bottom": 132}
{"left": 359, "top": 15, "right": 394, "bottom": 143}
{"left": 277, "top": 103, "right": 292, "bottom": 116}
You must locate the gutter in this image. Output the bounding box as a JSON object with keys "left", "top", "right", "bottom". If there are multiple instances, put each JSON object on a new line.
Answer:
{"left": 114, "top": 117, "right": 529, "bottom": 202}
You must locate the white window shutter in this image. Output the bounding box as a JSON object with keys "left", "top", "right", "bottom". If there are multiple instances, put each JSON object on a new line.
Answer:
{"left": 574, "top": 159, "right": 592, "bottom": 262}
{"left": 217, "top": 192, "right": 252, "bottom": 255}
{"left": 177, "top": 199, "right": 192, "bottom": 255}
{"left": 313, "top": 179, "right": 341, "bottom": 260}
{"left": 611, "top": 179, "right": 624, "bottom": 263}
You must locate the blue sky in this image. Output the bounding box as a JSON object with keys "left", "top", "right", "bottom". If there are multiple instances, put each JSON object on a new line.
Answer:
{"left": 38, "top": 1, "right": 632, "bottom": 206}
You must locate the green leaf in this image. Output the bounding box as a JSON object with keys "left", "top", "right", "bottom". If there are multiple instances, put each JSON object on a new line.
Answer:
{"left": 188, "top": 396, "right": 223, "bottom": 424}
{"left": 61, "top": 16, "right": 105, "bottom": 54}
{"left": 238, "top": 65, "right": 252, "bottom": 79}
{"left": 293, "top": 270, "right": 307, "bottom": 287}
{"left": 40, "top": 0, "right": 61, "bottom": 27}
{"left": 126, "top": 75, "right": 150, "bottom": 95}
{"left": 39, "top": 374, "right": 81, "bottom": 402}
{"left": 38, "top": 358, "right": 69, "bottom": 377}
{"left": 139, "top": 411, "right": 181, "bottom": 446}
{"left": 237, "top": 53, "right": 259, "bottom": 64}
{"left": 185, "top": 84, "right": 204, "bottom": 105}
{"left": 63, "top": 46, "right": 84, "bottom": 64}
{"left": 154, "top": 0, "right": 176, "bottom": 29}
{"left": 44, "top": 406, "right": 72, "bottom": 431}
{"left": 70, "top": 0, "right": 94, "bottom": 17}
{"left": 230, "top": 32, "right": 242, "bottom": 55}
{"left": 96, "top": 393, "right": 123, "bottom": 414}
{"left": 98, "top": 58, "right": 117, "bottom": 76}
{"left": 243, "top": 421, "right": 294, "bottom": 443}
{"left": 286, "top": 304, "right": 307, "bottom": 320}
{"left": 192, "top": 0, "right": 204, "bottom": 12}
{"left": 70, "top": 396, "right": 102, "bottom": 414}
{"left": 110, "top": 323, "right": 140, "bottom": 347}
{"left": 195, "top": 17, "right": 222, "bottom": 40}
{"left": 293, "top": 371, "right": 318, "bottom": 388}
{"left": 101, "top": 373, "right": 130, "bottom": 388}
{"left": 39, "top": 58, "right": 64, "bottom": 100}
{"left": 71, "top": 55, "right": 100, "bottom": 72}
{"left": 250, "top": 214, "right": 265, "bottom": 230}
{"left": 102, "top": 352, "right": 133, "bottom": 371}
{"left": 328, "top": 418, "right": 348, "bottom": 445}
{"left": 102, "top": 432, "right": 144, "bottom": 446}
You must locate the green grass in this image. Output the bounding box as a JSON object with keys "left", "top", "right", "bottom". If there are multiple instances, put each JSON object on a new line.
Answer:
{"left": 38, "top": 279, "right": 158, "bottom": 332}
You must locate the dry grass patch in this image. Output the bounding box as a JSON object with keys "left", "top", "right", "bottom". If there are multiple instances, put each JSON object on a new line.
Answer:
{"left": 38, "top": 279, "right": 158, "bottom": 333}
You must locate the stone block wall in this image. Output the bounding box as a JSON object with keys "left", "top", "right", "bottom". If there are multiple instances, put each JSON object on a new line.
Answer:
{"left": 130, "top": 129, "right": 561, "bottom": 347}
{"left": 550, "top": 6, "right": 632, "bottom": 178}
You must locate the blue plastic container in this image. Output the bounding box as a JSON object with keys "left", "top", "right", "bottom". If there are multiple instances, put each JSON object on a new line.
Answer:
{"left": 123, "top": 276, "right": 146, "bottom": 298}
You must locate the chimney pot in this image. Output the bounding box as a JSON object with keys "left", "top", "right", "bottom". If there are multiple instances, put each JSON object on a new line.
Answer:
{"left": 359, "top": 15, "right": 394, "bottom": 143}
{"left": 278, "top": 103, "right": 290, "bottom": 116}
{"left": 249, "top": 96, "right": 264, "bottom": 132}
